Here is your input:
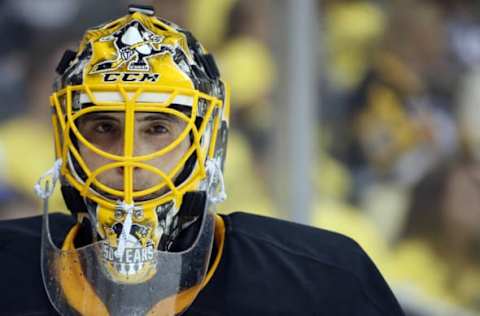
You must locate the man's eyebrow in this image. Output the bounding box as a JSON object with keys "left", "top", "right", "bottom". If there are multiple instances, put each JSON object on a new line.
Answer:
{"left": 78, "top": 112, "right": 185, "bottom": 123}
{"left": 137, "top": 113, "right": 182, "bottom": 122}
{"left": 79, "top": 113, "right": 120, "bottom": 123}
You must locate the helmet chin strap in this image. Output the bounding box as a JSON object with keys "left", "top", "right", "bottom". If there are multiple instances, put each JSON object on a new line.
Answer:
{"left": 35, "top": 159, "right": 63, "bottom": 201}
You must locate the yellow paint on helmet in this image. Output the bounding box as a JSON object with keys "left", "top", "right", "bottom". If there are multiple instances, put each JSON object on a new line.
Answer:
{"left": 50, "top": 10, "right": 228, "bottom": 260}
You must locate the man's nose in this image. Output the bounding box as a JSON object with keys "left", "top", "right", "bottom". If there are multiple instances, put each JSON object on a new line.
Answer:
{"left": 108, "top": 135, "right": 146, "bottom": 156}
{"left": 115, "top": 166, "right": 140, "bottom": 175}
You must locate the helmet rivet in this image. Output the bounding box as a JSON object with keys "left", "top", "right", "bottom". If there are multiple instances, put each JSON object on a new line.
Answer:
{"left": 114, "top": 209, "right": 123, "bottom": 219}
{"left": 134, "top": 208, "right": 144, "bottom": 220}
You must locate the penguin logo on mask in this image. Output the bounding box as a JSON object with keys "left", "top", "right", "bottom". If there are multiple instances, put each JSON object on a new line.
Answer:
{"left": 90, "top": 20, "right": 175, "bottom": 73}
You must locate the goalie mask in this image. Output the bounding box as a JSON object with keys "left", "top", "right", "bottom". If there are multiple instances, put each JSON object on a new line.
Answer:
{"left": 39, "top": 5, "right": 229, "bottom": 315}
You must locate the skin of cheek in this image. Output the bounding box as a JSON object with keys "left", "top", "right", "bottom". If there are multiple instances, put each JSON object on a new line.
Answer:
{"left": 78, "top": 136, "right": 191, "bottom": 192}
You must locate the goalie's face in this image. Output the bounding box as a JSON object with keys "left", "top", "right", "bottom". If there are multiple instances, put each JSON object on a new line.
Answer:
{"left": 77, "top": 111, "right": 191, "bottom": 198}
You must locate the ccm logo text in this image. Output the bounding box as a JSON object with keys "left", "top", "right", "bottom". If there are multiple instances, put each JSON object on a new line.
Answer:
{"left": 103, "top": 72, "right": 160, "bottom": 82}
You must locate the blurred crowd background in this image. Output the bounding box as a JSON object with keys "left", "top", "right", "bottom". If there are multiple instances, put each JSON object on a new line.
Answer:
{"left": 0, "top": 0, "right": 479, "bottom": 315}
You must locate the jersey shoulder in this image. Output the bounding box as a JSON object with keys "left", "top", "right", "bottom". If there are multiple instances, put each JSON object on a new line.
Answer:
{"left": 190, "top": 212, "right": 404, "bottom": 316}
{"left": 226, "top": 211, "right": 367, "bottom": 264}
{"left": 0, "top": 213, "right": 74, "bottom": 239}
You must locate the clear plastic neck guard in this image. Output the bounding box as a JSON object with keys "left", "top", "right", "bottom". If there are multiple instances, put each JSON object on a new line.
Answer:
{"left": 40, "top": 195, "right": 215, "bottom": 316}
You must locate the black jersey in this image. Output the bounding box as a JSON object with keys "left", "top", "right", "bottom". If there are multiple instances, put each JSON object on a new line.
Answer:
{"left": 0, "top": 212, "right": 404, "bottom": 316}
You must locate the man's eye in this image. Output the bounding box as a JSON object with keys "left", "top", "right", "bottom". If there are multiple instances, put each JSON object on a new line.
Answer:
{"left": 146, "top": 124, "right": 169, "bottom": 135}
{"left": 94, "top": 122, "right": 116, "bottom": 134}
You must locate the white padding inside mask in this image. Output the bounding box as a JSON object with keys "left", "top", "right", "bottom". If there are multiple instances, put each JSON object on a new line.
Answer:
{"left": 79, "top": 92, "right": 193, "bottom": 106}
